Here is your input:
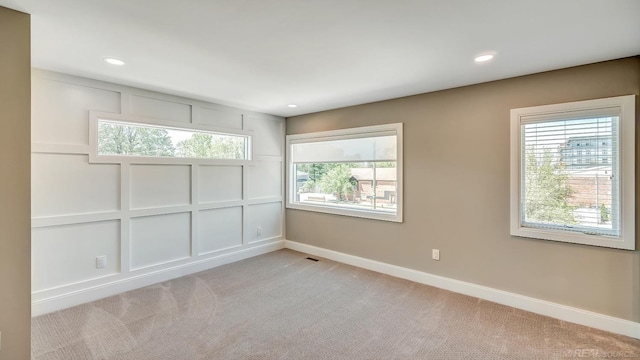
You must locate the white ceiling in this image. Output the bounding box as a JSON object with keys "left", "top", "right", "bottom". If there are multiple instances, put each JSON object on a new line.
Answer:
{"left": 2, "top": 0, "right": 639, "bottom": 117}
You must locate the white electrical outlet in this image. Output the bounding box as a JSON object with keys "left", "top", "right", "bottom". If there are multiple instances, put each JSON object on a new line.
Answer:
{"left": 96, "top": 255, "right": 107, "bottom": 269}
{"left": 257, "top": 226, "right": 262, "bottom": 236}
{"left": 432, "top": 249, "right": 440, "bottom": 261}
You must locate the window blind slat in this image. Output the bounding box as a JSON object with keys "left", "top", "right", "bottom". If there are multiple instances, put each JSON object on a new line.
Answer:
{"left": 520, "top": 116, "right": 619, "bottom": 237}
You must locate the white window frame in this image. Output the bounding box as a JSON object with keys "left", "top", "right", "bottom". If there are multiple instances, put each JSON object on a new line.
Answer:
{"left": 89, "top": 112, "right": 253, "bottom": 165}
{"left": 286, "top": 123, "right": 403, "bottom": 222}
{"left": 510, "top": 95, "right": 635, "bottom": 250}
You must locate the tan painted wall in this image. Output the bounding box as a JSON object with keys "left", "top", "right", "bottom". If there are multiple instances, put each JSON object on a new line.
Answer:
{"left": 0, "top": 6, "right": 31, "bottom": 360}
{"left": 286, "top": 57, "right": 640, "bottom": 322}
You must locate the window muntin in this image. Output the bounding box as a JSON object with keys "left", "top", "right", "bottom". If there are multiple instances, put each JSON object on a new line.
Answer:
{"left": 510, "top": 95, "right": 635, "bottom": 250}
{"left": 287, "top": 123, "right": 403, "bottom": 222}
{"left": 96, "top": 119, "right": 249, "bottom": 160}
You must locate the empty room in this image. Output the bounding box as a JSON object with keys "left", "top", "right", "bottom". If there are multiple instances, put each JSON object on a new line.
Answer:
{"left": 1, "top": 1, "right": 640, "bottom": 359}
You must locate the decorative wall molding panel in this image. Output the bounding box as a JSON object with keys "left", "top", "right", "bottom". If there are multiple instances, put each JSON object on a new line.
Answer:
{"left": 31, "top": 69, "right": 285, "bottom": 314}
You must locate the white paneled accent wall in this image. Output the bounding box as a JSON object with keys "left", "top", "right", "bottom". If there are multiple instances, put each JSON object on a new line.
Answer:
{"left": 31, "top": 70, "right": 285, "bottom": 315}
{"left": 130, "top": 95, "right": 192, "bottom": 122}
{"left": 246, "top": 202, "right": 284, "bottom": 244}
{"left": 198, "top": 207, "right": 243, "bottom": 254}
{"left": 197, "top": 107, "right": 243, "bottom": 129}
{"left": 32, "top": 220, "right": 121, "bottom": 290}
{"left": 248, "top": 162, "right": 282, "bottom": 199}
{"left": 247, "top": 115, "right": 285, "bottom": 156}
{"left": 32, "top": 79, "right": 121, "bottom": 145}
{"left": 198, "top": 166, "right": 243, "bottom": 203}
{"left": 32, "top": 154, "right": 121, "bottom": 217}
{"left": 130, "top": 165, "right": 191, "bottom": 209}
{"left": 130, "top": 213, "right": 192, "bottom": 270}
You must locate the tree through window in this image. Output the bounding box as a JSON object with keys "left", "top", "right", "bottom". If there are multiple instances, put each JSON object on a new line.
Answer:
{"left": 96, "top": 119, "right": 248, "bottom": 160}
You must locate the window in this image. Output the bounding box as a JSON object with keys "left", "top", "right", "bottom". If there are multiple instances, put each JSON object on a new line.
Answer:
{"left": 510, "top": 95, "right": 635, "bottom": 250}
{"left": 90, "top": 114, "right": 251, "bottom": 162}
{"left": 286, "top": 123, "right": 403, "bottom": 222}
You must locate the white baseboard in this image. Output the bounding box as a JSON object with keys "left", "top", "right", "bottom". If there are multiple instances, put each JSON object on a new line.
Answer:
{"left": 33, "top": 240, "right": 285, "bottom": 316}
{"left": 284, "top": 240, "right": 640, "bottom": 340}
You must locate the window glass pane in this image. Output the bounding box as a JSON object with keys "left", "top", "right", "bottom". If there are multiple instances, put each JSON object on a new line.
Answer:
{"left": 98, "top": 120, "right": 247, "bottom": 160}
{"left": 293, "top": 162, "right": 397, "bottom": 214}
{"left": 521, "top": 116, "right": 618, "bottom": 236}
{"left": 287, "top": 123, "right": 402, "bottom": 222}
{"left": 291, "top": 135, "right": 396, "bottom": 163}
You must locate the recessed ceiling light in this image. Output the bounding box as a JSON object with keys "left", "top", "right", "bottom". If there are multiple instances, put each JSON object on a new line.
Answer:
{"left": 474, "top": 54, "right": 494, "bottom": 63}
{"left": 288, "top": 104, "right": 297, "bottom": 108}
{"left": 104, "top": 58, "right": 125, "bottom": 66}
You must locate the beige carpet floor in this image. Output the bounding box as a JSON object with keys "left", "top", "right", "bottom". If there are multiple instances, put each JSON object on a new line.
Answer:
{"left": 32, "top": 249, "right": 640, "bottom": 359}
